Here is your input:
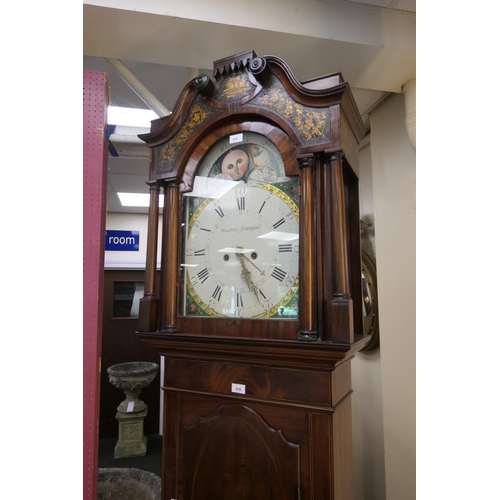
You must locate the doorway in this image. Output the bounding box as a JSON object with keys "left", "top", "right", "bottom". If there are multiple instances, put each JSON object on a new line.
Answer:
{"left": 99, "top": 269, "right": 161, "bottom": 439}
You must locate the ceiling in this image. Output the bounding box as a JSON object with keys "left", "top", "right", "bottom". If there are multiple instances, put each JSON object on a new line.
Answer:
{"left": 83, "top": 0, "right": 416, "bottom": 214}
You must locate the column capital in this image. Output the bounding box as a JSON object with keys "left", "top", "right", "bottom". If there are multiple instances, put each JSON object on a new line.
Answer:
{"left": 146, "top": 180, "right": 161, "bottom": 191}
{"left": 296, "top": 153, "right": 316, "bottom": 169}
{"left": 323, "top": 149, "right": 344, "bottom": 161}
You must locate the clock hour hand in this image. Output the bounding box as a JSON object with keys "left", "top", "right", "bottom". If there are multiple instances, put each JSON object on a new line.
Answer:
{"left": 236, "top": 252, "right": 260, "bottom": 300}
{"left": 236, "top": 246, "right": 266, "bottom": 276}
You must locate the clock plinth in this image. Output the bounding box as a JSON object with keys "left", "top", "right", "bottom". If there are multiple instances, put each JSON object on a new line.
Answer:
{"left": 137, "top": 51, "right": 370, "bottom": 499}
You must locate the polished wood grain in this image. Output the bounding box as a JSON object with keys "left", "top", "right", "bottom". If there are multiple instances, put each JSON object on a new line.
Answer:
{"left": 160, "top": 367, "right": 356, "bottom": 500}
{"left": 141, "top": 332, "right": 368, "bottom": 373}
{"left": 269, "top": 367, "right": 331, "bottom": 405}
{"left": 164, "top": 358, "right": 211, "bottom": 390}
{"left": 136, "top": 51, "right": 370, "bottom": 500}
{"left": 144, "top": 181, "right": 160, "bottom": 296}
{"left": 315, "top": 156, "right": 331, "bottom": 341}
{"left": 298, "top": 154, "right": 317, "bottom": 341}
{"left": 330, "top": 151, "right": 349, "bottom": 299}
{"left": 345, "top": 171, "right": 363, "bottom": 337}
{"left": 211, "top": 362, "right": 268, "bottom": 397}
{"left": 160, "top": 182, "right": 179, "bottom": 332}
{"left": 183, "top": 403, "right": 300, "bottom": 500}
{"left": 176, "top": 316, "right": 300, "bottom": 340}
{"left": 168, "top": 393, "right": 310, "bottom": 500}
{"left": 138, "top": 181, "right": 160, "bottom": 332}
{"left": 310, "top": 411, "right": 334, "bottom": 498}
{"left": 329, "top": 151, "right": 354, "bottom": 343}
{"left": 162, "top": 392, "right": 179, "bottom": 499}
{"left": 333, "top": 395, "right": 354, "bottom": 500}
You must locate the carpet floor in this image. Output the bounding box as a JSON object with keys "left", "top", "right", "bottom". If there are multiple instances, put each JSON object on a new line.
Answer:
{"left": 98, "top": 434, "right": 162, "bottom": 479}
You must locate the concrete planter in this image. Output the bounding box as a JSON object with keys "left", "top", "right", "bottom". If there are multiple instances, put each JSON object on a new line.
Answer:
{"left": 97, "top": 468, "right": 161, "bottom": 500}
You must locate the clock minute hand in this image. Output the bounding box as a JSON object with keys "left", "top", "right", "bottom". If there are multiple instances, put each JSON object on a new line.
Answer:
{"left": 236, "top": 246, "right": 266, "bottom": 276}
{"left": 239, "top": 253, "right": 266, "bottom": 276}
{"left": 236, "top": 253, "right": 260, "bottom": 300}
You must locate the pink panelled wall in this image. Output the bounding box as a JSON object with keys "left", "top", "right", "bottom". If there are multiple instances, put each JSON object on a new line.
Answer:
{"left": 83, "top": 70, "right": 109, "bottom": 499}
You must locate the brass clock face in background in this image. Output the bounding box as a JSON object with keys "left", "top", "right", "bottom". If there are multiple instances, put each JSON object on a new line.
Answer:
{"left": 180, "top": 132, "right": 300, "bottom": 319}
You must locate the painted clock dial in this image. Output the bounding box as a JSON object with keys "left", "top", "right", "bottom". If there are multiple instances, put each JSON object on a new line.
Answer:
{"left": 180, "top": 132, "right": 300, "bottom": 319}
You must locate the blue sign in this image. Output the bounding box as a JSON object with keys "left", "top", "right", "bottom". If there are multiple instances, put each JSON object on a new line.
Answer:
{"left": 105, "top": 230, "right": 140, "bottom": 251}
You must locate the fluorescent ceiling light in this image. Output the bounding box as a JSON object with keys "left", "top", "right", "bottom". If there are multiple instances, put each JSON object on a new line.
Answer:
{"left": 184, "top": 176, "right": 243, "bottom": 199}
{"left": 107, "top": 106, "right": 158, "bottom": 127}
{"left": 217, "top": 247, "right": 255, "bottom": 254}
{"left": 118, "top": 192, "right": 164, "bottom": 208}
{"left": 257, "top": 231, "right": 299, "bottom": 241}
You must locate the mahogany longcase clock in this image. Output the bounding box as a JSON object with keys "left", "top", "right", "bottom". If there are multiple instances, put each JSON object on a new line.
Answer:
{"left": 137, "top": 50, "right": 370, "bottom": 500}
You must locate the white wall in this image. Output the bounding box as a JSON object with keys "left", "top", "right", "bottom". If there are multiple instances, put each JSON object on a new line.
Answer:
{"left": 367, "top": 92, "right": 416, "bottom": 500}
{"left": 105, "top": 212, "right": 162, "bottom": 269}
{"left": 351, "top": 137, "right": 387, "bottom": 500}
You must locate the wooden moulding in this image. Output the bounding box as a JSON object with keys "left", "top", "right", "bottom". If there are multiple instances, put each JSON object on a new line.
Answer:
{"left": 135, "top": 50, "right": 367, "bottom": 347}
{"left": 333, "top": 394, "right": 354, "bottom": 499}
{"left": 298, "top": 154, "right": 317, "bottom": 341}
{"left": 316, "top": 157, "right": 333, "bottom": 340}
{"left": 137, "top": 181, "right": 160, "bottom": 333}
{"left": 162, "top": 357, "right": 354, "bottom": 409}
{"left": 331, "top": 299, "right": 355, "bottom": 344}
{"left": 162, "top": 392, "right": 179, "bottom": 499}
{"left": 160, "top": 182, "right": 179, "bottom": 332}
{"left": 142, "top": 333, "right": 368, "bottom": 372}
{"left": 179, "top": 400, "right": 301, "bottom": 500}
{"left": 310, "top": 411, "right": 334, "bottom": 498}
{"left": 137, "top": 297, "right": 158, "bottom": 333}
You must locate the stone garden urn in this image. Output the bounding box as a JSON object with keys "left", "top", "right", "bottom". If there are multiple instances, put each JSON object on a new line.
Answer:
{"left": 98, "top": 468, "right": 161, "bottom": 500}
{"left": 107, "top": 361, "right": 159, "bottom": 459}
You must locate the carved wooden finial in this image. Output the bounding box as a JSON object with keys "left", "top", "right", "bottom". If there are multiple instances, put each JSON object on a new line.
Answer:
{"left": 193, "top": 74, "right": 215, "bottom": 97}
{"left": 213, "top": 50, "right": 257, "bottom": 79}
{"left": 248, "top": 56, "right": 271, "bottom": 83}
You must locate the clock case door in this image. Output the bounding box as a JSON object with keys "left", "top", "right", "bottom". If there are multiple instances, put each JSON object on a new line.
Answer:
{"left": 137, "top": 50, "right": 368, "bottom": 348}
{"left": 177, "top": 127, "right": 299, "bottom": 339}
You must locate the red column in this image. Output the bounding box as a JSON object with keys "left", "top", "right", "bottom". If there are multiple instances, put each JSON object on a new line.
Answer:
{"left": 83, "top": 69, "right": 109, "bottom": 500}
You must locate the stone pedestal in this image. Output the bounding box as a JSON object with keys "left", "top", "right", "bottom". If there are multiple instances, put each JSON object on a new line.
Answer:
{"left": 114, "top": 407, "right": 149, "bottom": 458}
